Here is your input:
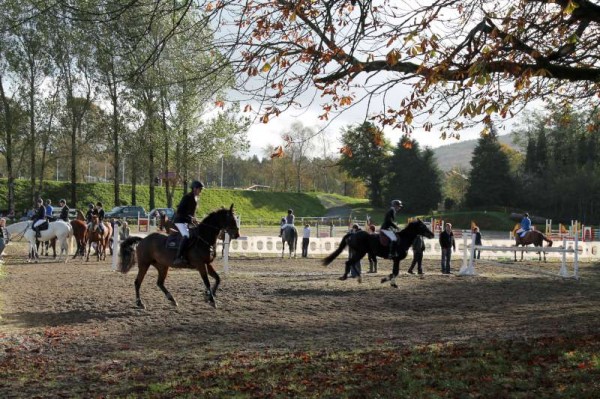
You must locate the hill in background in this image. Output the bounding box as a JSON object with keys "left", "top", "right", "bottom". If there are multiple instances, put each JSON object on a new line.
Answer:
{"left": 431, "top": 133, "right": 519, "bottom": 172}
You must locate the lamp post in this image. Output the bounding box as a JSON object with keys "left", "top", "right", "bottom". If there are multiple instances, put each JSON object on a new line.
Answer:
{"left": 220, "top": 155, "right": 224, "bottom": 188}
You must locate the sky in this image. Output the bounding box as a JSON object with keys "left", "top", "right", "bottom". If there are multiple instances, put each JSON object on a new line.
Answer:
{"left": 243, "top": 105, "right": 485, "bottom": 160}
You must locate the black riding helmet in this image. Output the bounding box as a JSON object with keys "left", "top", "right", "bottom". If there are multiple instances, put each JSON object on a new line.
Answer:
{"left": 190, "top": 180, "right": 204, "bottom": 189}
{"left": 391, "top": 199, "right": 403, "bottom": 208}
{"left": 89, "top": 203, "right": 94, "bottom": 209}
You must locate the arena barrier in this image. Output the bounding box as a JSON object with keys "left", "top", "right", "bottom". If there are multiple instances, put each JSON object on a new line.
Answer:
{"left": 458, "top": 232, "right": 580, "bottom": 279}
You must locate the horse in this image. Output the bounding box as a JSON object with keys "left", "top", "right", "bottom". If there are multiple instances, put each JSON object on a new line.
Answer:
{"left": 8, "top": 220, "right": 73, "bottom": 262}
{"left": 281, "top": 225, "right": 298, "bottom": 258}
{"left": 323, "top": 220, "right": 434, "bottom": 288}
{"left": 71, "top": 220, "right": 88, "bottom": 258}
{"left": 513, "top": 227, "right": 553, "bottom": 261}
{"left": 118, "top": 205, "right": 240, "bottom": 309}
{"left": 86, "top": 216, "right": 112, "bottom": 261}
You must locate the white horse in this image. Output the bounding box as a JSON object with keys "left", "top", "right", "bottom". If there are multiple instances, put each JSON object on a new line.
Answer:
{"left": 6, "top": 220, "right": 72, "bottom": 262}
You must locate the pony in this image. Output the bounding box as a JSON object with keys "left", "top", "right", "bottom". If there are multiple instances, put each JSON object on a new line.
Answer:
{"left": 118, "top": 205, "right": 240, "bottom": 309}
{"left": 512, "top": 227, "right": 553, "bottom": 261}
{"left": 281, "top": 225, "right": 298, "bottom": 258}
{"left": 86, "top": 215, "right": 112, "bottom": 261}
{"left": 323, "top": 220, "right": 434, "bottom": 288}
{"left": 7, "top": 220, "right": 73, "bottom": 262}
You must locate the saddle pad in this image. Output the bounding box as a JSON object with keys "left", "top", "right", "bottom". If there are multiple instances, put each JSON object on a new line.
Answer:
{"left": 39, "top": 221, "right": 49, "bottom": 231}
{"left": 379, "top": 232, "right": 389, "bottom": 247}
{"left": 165, "top": 233, "right": 180, "bottom": 249}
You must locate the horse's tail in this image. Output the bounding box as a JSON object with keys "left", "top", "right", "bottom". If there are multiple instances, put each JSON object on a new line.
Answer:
{"left": 322, "top": 232, "right": 350, "bottom": 266}
{"left": 118, "top": 237, "right": 143, "bottom": 273}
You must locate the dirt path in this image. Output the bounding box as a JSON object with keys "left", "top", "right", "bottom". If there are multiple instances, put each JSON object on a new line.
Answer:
{"left": 1, "top": 254, "right": 599, "bottom": 396}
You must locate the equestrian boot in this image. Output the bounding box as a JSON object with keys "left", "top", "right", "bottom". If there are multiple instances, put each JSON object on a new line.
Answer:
{"left": 34, "top": 226, "right": 41, "bottom": 238}
{"left": 173, "top": 236, "right": 189, "bottom": 266}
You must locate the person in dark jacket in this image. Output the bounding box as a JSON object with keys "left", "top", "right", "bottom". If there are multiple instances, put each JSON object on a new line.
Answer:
{"left": 439, "top": 223, "right": 456, "bottom": 274}
{"left": 173, "top": 180, "right": 204, "bottom": 265}
{"left": 85, "top": 203, "right": 95, "bottom": 224}
{"left": 58, "top": 199, "right": 70, "bottom": 222}
{"left": 367, "top": 224, "right": 378, "bottom": 273}
{"left": 473, "top": 227, "right": 483, "bottom": 259}
{"left": 408, "top": 234, "right": 426, "bottom": 275}
{"left": 95, "top": 202, "right": 105, "bottom": 234}
{"left": 380, "top": 199, "right": 403, "bottom": 258}
{"left": 31, "top": 198, "right": 47, "bottom": 238}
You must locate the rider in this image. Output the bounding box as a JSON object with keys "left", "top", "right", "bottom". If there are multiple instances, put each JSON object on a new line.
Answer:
{"left": 173, "top": 180, "right": 204, "bottom": 265}
{"left": 58, "top": 199, "right": 70, "bottom": 222}
{"left": 279, "top": 209, "right": 295, "bottom": 237}
{"left": 518, "top": 212, "right": 532, "bottom": 237}
{"left": 95, "top": 202, "right": 106, "bottom": 234}
{"left": 381, "top": 199, "right": 403, "bottom": 258}
{"left": 31, "top": 198, "right": 47, "bottom": 238}
{"left": 85, "top": 203, "right": 95, "bottom": 224}
{"left": 45, "top": 199, "right": 54, "bottom": 221}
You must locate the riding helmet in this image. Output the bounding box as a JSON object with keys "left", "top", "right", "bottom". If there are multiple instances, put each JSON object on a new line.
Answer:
{"left": 37, "top": 198, "right": 43, "bottom": 204}
{"left": 391, "top": 199, "right": 403, "bottom": 208}
{"left": 89, "top": 203, "right": 94, "bottom": 208}
{"left": 96, "top": 201, "right": 103, "bottom": 207}
{"left": 190, "top": 180, "right": 204, "bottom": 189}
{"left": 59, "top": 199, "right": 66, "bottom": 204}
{"left": 288, "top": 209, "right": 293, "bottom": 213}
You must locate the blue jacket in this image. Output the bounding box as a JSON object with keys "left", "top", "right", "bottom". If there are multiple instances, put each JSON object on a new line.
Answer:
{"left": 520, "top": 217, "right": 531, "bottom": 231}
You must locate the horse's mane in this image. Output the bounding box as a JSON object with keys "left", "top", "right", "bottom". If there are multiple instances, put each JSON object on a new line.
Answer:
{"left": 200, "top": 208, "right": 230, "bottom": 224}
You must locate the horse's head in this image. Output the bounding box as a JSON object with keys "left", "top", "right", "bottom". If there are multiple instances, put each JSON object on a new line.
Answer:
{"left": 205, "top": 204, "right": 240, "bottom": 240}
{"left": 411, "top": 219, "right": 434, "bottom": 239}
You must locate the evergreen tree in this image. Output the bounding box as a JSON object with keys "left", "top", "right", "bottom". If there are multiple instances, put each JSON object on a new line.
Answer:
{"left": 338, "top": 122, "right": 391, "bottom": 207}
{"left": 384, "top": 137, "right": 442, "bottom": 214}
{"left": 465, "top": 126, "right": 514, "bottom": 208}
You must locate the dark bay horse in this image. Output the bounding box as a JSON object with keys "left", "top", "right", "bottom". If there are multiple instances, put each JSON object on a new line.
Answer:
{"left": 514, "top": 229, "right": 553, "bottom": 261}
{"left": 118, "top": 205, "right": 240, "bottom": 309}
{"left": 281, "top": 225, "right": 298, "bottom": 258}
{"left": 323, "top": 220, "right": 434, "bottom": 288}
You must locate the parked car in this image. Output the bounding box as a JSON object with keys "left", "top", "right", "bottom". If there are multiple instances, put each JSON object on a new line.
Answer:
{"left": 105, "top": 206, "right": 147, "bottom": 220}
{"left": 149, "top": 208, "right": 175, "bottom": 220}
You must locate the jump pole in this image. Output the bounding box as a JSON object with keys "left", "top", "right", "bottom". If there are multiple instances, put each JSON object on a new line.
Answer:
{"left": 223, "top": 232, "right": 230, "bottom": 273}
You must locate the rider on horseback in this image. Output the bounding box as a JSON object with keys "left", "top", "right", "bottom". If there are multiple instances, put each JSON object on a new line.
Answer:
{"left": 85, "top": 203, "right": 95, "bottom": 224}
{"left": 31, "top": 198, "right": 47, "bottom": 238}
{"left": 279, "top": 209, "right": 295, "bottom": 237}
{"left": 381, "top": 199, "right": 403, "bottom": 258}
{"left": 517, "top": 212, "right": 532, "bottom": 238}
{"left": 173, "top": 180, "right": 204, "bottom": 265}
{"left": 95, "top": 202, "right": 106, "bottom": 235}
{"left": 58, "top": 199, "right": 70, "bottom": 222}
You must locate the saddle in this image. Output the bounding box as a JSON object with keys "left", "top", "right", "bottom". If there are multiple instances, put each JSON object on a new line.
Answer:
{"left": 36, "top": 221, "right": 49, "bottom": 231}
{"left": 165, "top": 232, "right": 182, "bottom": 249}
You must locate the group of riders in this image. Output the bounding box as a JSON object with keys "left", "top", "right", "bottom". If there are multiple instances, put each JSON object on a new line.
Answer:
{"left": 30, "top": 196, "right": 108, "bottom": 239}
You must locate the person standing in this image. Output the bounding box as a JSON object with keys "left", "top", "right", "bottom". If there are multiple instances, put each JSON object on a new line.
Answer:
{"left": 302, "top": 223, "right": 310, "bottom": 257}
{"left": 367, "top": 224, "right": 378, "bottom": 273}
{"left": 0, "top": 217, "right": 10, "bottom": 262}
{"left": 58, "top": 199, "right": 70, "bottom": 222}
{"left": 439, "top": 223, "right": 456, "bottom": 274}
{"left": 380, "top": 199, "right": 403, "bottom": 258}
{"left": 173, "top": 180, "right": 204, "bottom": 265}
{"left": 349, "top": 224, "right": 362, "bottom": 278}
{"left": 31, "top": 198, "right": 47, "bottom": 238}
{"left": 408, "top": 234, "right": 425, "bottom": 275}
{"left": 45, "top": 199, "right": 54, "bottom": 221}
{"left": 120, "top": 221, "right": 130, "bottom": 240}
{"left": 473, "top": 227, "right": 483, "bottom": 259}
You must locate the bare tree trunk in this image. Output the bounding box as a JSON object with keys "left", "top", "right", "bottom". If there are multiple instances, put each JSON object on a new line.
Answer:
{"left": 111, "top": 96, "right": 120, "bottom": 206}
{"left": 131, "top": 157, "right": 137, "bottom": 206}
{"left": 29, "top": 75, "right": 36, "bottom": 204}
{"left": 0, "top": 77, "right": 16, "bottom": 213}
{"left": 149, "top": 147, "right": 155, "bottom": 210}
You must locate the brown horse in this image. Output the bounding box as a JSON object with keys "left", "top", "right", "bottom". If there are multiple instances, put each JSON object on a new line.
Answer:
{"left": 513, "top": 229, "right": 553, "bottom": 261}
{"left": 86, "top": 216, "right": 112, "bottom": 261}
{"left": 71, "top": 220, "right": 87, "bottom": 258}
{"left": 118, "top": 205, "right": 240, "bottom": 309}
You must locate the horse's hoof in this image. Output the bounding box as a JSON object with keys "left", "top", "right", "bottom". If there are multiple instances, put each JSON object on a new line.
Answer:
{"left": 338, "top": 276, "right": 347, "bottom": 281}
{"left": 357, "top": 276, "right": 362, "bottom": 283}
{"left": 208, "top": 300, "right": 217, "bottom": 309}
{"left": 380, "top": 277, "right": 388, "bottom": 284}
{"left": 391, "top": 283, "right": 398, "bottom": 289}
{"left": 136, "top": 300, "right": 146, "bottom": 310}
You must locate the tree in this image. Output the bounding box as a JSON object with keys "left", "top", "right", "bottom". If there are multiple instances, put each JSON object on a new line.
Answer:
{"left": 281, "top": 122, "right": 316, "bottom": 192}
{"left": 465, "top": 125, "right": 514, "bottom": 208}
{"left": 338, "top": 122, "right": 390, "bottom": 206}
{"left": 384, "top": 137, "right": 442, "bottom": 214}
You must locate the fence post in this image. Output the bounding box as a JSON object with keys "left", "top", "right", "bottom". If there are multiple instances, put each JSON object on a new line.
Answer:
{"left": 559, "top": 238, "right": 568, "bottom": 277}
{"left": 223, "top": 232, "right": 230, "bottom": 273}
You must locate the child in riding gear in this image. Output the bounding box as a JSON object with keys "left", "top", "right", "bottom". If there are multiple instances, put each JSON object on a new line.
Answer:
{"left": 95, "top": 202, "right": 105, "bottom": 234}
{"left": 58, "top": 199, "right": 70, "bottom": 222}
{"left": 280, "top": 209, "right": 295, "bottom": 237}
{"left": 173, "top": 180, "right": 204, "bottom": 265}
{"left": 85, "top": 203, "right": 95, "bottom": 224}
{"left": 45, "top": 199, "right": 54, "bottom": 221}
{"left": 381, "top": 199, "right": 403, "bottom": 258}
{"left": 31, "top": 198, "right": 47, "bottom": 238}
{"left": 517, "top": 213, "right": 532, "bottom": 237}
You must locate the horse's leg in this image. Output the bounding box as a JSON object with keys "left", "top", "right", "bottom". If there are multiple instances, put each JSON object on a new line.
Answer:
{"left": 156, "top": 266, "right": 178, "bottom": 307}
{"left": 51, "top": 238, "right": 57, "bottom": 259}
{"left": 206, "top": 263, "right": 221, "bottom": 296}
{"left": 134, "top": 263, "right": 151, "bottom": 309}
{"left": 281, "top": 240, "right": 285, "bottom": 258}
{"left": 197, "top": 264, "right": 216, "bottom": 308}
{"left": 85, "top": 240, "right": 91, "bottom": 261}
